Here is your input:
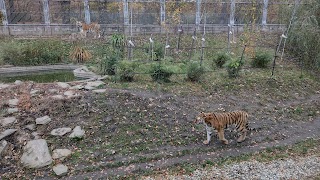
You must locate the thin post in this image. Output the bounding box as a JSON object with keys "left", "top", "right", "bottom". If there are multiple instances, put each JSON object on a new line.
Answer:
{"left": 42, "top": 0, "right": 50, "bottom": 26}
{"left": 189, "top": 28, "right": 197, "bottom": 60}
{"left": 160, "top": 0, "right": 166, "bottom": 25}
{"left": 84, "top": 0, "right": 90, "bottom": 24}
{"left": 271, "top": 45, "right": 278, "bottom": 76}
{"left": 227, "top": 24, "right": 231, "bottom": 53}
{"left": 229, "top": 0, "right": 235, "bottom": 26}
{"left": 195, "top": 0, "right": 201, "bottom": 27}
{"left": 200, "top": 14, "right": 206, "bottom": 66}
{"left": 0, "top": 0, "right": 8, "bottom": 26}
{"left": 262, "top": 0, "right": 268, "bottom": 26}
{"left": 280, "top": 0, "right": 300, "bottom": 60}
{"left": 240, "top": 45, "right": 246, "bottom": 63}
{"left": 123, "top": 0, "right": 129, "bottom": 25}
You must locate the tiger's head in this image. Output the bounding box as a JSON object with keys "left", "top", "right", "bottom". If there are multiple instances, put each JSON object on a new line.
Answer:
{"left": 76, "top": 21, "right": 83, "bottom": 28}
{"left": 194, "top": 112, "right": 213, "bottom": 124}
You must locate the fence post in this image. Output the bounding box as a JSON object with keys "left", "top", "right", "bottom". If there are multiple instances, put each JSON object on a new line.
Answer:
{"left": 123, "top": 0, "right": 129, "bottom": 25}
{"left": 229, "top": 0, "right": 235, "bottom": 26}
{"left": 0, "top": 0, "right": 8, "bottom": 26}
{"left": 195, "top": 0, "right": 201, "bottom": 27}
{"left": 160, "top": 0, "right": 165, "bottom": 25}
{"left": 84, "top": 0, "right": 91, "bottom": 24}
{"left": 42, "top": 0, "right": 50, "bottom": 26}
{"left": 262, "top": 0, "right": 269, "bottom": 26}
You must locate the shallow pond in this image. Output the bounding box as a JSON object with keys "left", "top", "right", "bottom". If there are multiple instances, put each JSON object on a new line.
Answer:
{"left": 0, "top": 71, "right": 76, "bottom": 83}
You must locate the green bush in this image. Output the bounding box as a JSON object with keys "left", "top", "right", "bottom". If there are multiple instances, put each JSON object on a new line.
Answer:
{"left": 224, "top": 58, "right": 244, "bottom": 78}
{"left": 251, "top": 51, "right": 272, "bottom": 68}
{"left": 213, "top": 53, "right": 231, "bottom": 68}
{"left": 145, "top": 42, "right": 164, "bottom": 61}
{"left": 149, "top": 64, "right": 174, "bottom": 82}
{"left": 0, "top": 40, "right": 69, "bottom": 66}
{"left": 117, "top": 61, "right": 137, "bottom": 82}
{"left": 186, "top": 61, "right": 205, "bottom": 82}
{"left": 99, "top": 53, "right": 119, "bottom": 75}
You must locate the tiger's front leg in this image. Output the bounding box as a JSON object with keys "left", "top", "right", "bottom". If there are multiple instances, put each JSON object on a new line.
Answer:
{"left": 203, "top": 124, "right": 213, "bottom": 145}
{"left": 217, "top": 129, "right": 229, "bottom": 145}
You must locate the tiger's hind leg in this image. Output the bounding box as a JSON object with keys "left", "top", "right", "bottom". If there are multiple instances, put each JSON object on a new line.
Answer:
{"left": 237, "top": 130, "right": 247, "bottom": 143}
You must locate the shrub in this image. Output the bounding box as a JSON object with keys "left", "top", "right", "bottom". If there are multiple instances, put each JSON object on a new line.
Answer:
{"left": 186, "top": 61, "right": 205, "bottom": 82}
{"left": 251, "top": 51, "right": 272, "bottom": 68}
{"left": 145, "top": 42, "right": 164, "bottom": 61}
{"left": 224, "top": 58, "right": 244, "bottom": 78}
{"left": 99, "top": 53, "right": 119, "bottom": 75}
{"left": 1, "top": 40, "right": 69, "bottom": 66}
{"left": 213, "top": 53, "right": 231, "bottom": 68}
{"left": 117, "top": 61, "right": 137, "bottom": 82}
{"left": 149, "top": 64, "right": 174, "bottom": 82}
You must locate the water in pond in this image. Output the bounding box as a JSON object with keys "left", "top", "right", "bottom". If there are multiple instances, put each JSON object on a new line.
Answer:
{"left": 0, "top": 71, "right": 76, "bottom": 83}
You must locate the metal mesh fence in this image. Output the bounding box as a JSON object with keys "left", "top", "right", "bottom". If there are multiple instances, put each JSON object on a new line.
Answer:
{"left": 1, "top": 0, "right": 297, "bottom": 26}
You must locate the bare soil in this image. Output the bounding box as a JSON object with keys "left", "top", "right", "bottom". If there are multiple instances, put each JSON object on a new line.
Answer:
{"left": 0, "top": 70, "right": 320, "bottom": 179}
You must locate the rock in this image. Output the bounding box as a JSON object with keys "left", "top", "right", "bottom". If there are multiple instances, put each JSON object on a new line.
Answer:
{"left": 36, "top": 116, "right": 51, "bottom": 125}
{"left": 52, "top": 149, "right": 72, "bottom": 160}
{"left": 85, "top": 81, "right": 105, "bottom": 90}
{"left": 64, "top": 90, "right": 78, "bottom": 98}
{"left": 14, "top": 80, "right": 23, "bottom": 85}
{"left": 7, "top": 108, "right": 18, "bottom": 114}
{"left": 0, "top": 83, "right": 10, "bottom": 89}
{"left": 51, "top": 95, "right": 64, "bottom": 99}
{"left": 92, "top": 89, "right": 107, "bottom": 93}
{"left": 0, "top": 129, "right": 17, "bottom": 140}
{"left": 0, "top": 140, "right": 8, "bottom": 156}
{"left": 48, "top": 89, "right": 58, "bottom": 93}
{"left": 8, "top": 98, "right": 19, "bottom": 107}
{"left": 53, "top": 164, "right": 68, "bottom": 176}
{"left": 50, "top": 128, "right": 72, "bottom": 136}
{"left": 69, "top": 126, "right": 85, "bottom": 139}
{"left": 0, "top": 117, "right": 16, "bottom": 127}
{"left": 56, "top": 82, "right": 70, "bottom": 89}
{"left": 70, "top": 85, "right": 84, "bottom": 90}
{"left": 25, "top": 124, "right": 36, "bottom": 131}
{"left": 30, "top": 89, "right": 40, "bottom": 96}
{"left": 21, "top": 139, "right": 52, "bottom": 168}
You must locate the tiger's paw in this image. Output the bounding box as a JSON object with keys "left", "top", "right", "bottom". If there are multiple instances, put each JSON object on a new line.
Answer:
{"left": 222, "top": 140, "right": 229, "bottom": 145}
{"left": 203, "top": 140, "right": 210, "bottom": 145}
{"left": 237, "top": 138, "right": 245, "bottom": 143}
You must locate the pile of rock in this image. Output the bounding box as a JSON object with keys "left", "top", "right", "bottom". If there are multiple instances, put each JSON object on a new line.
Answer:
{"left": 0, "top": 79, "right": 106, "bottom": 177}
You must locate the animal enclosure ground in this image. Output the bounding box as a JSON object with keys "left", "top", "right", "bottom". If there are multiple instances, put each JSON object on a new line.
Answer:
{"left": 0, "top": 67, "right": 320, "bottom": 179}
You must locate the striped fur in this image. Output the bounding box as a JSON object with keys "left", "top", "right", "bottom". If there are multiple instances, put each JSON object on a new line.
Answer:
{"left": 194, "top": 111, "right": 251, "bottom": 145}
{"left": 76, "top": 21, "right": 101, "bottom": 39}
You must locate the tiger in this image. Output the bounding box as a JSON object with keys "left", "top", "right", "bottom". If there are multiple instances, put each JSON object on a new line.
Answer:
{"left": 194, "top": 111, "right": 253, "bottom": 145}
{"left": 76, "top": 21, "right": 101, "bottom": 39}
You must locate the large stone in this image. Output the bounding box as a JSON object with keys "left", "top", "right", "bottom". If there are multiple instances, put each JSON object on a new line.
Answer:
{"left": 0, "top": 129, "right": 17, "bottom": 140}
{"left": 92, "top": 89, "right": 107, "bottom": 93}
{"left": 8, "top": 98, "right": 19, "bottom": 107}
{"left": 52, "top": 149, "right": 72, "bottom": 160}
{"left": 53, "top": 164, "right": 68, "bottom": 176}
{"left": 85, "top": 80, "right": 105, "bottom": 90}
{"left": 63, "top": 90, "right": 78, "bottom": 98}
{"left": 70, "top": 85, "right": 84, "bottom": 90}
{"left": 14, "top": 80, "right": 23, "bottom": 85}
{"left": 0, "top": 117, "right": 16, "bottom": 127}
{"left": 50, "top": 128, "right": 72, "bottom": 136}
{"left": 51, "top": 95, "right": 64, "bottom": 100}
{"left": 56, "top": 82, "right": 70, "bottom": 89}
{"left": 69, "top": 126, "right": 85, "bottom": 139}
{"left": 25, "top": 124, "right": 36, "bottom": 131}
{"left": 21, "top": 139, "right": 52, "bottom": 168}
{"left": 0, "top": 140, "right": 8, "bottom": 156}
{"left": 0, "top": 83, "right": 10, "bottom": 89}
{"left": 7, "top": 108, "right": 18, "bottom": 114}
{"left": 36, "top": 116, "right": 51, "bottom": 125}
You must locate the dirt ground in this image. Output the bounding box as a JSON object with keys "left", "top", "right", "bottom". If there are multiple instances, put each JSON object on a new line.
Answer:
{"left": 0, "top": 70, "right": 320, "bottom": 179}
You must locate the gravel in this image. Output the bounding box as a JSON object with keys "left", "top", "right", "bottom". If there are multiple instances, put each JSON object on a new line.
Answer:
{"left": 144, "top": 155, "right": 320, "bottom": 180}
